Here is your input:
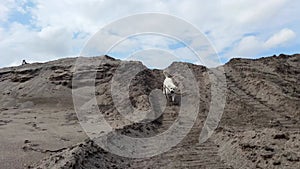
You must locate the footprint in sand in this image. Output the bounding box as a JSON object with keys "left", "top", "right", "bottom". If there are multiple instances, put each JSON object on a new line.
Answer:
{"left": 0, "top": 119, "right": 12, "bottom": 126}
{"left": 25, "top": 121, "right": 47, "bottom": 131}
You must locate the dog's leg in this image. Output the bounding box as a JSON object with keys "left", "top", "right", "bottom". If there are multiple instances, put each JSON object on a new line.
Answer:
{"left": 163, "top": 86, "right": 170, "bottom": 106}
{"left": 172, "top": 94, "right": 175, "bottom": 102}
{"left": 163, "top": 86, "right": 167, "bottom": 98}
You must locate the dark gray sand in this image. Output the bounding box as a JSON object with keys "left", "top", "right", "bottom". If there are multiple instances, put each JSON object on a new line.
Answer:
{"left": 0, "top": 54, "right": 299, "bottom": 168}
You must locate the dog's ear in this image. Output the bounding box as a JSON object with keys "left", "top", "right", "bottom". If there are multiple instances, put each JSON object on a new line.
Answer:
{"left": 163, "top": 71, "right": 168, "bottom": 78}
{"left": 163, "top": 71, "right": 172, "bottom": 78}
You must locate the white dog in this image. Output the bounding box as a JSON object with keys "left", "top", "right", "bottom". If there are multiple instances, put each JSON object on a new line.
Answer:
{"left": 163, "top": 72, "right": 177, "bottom": 102}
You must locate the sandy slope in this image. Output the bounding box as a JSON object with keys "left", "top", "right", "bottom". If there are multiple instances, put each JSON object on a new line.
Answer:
{"left": 0, "top": 54, "right": 299, "bottom": 169}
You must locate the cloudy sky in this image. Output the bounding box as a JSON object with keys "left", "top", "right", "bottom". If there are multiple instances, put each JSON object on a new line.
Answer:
{"left": 0, "top": 0, "right": 299, "bottom": 68}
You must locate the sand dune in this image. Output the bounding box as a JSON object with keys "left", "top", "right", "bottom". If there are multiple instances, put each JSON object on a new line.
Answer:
{"left": 0, "top": 54, "right": 299, "bottom": 169}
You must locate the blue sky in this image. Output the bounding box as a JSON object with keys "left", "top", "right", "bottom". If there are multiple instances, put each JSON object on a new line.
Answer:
{"left": 0, "top": 0, "right": 299, "bottom": 68}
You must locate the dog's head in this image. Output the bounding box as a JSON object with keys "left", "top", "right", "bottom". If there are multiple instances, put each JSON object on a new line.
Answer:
{"left": 169, "top": 86, "right": 177, "bottom": 94}
{"left": 170, "top": 89, "right": 175, "bottom": 94}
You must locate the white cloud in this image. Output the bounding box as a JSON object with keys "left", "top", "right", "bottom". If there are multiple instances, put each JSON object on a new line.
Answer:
{"left": 264, "top": 28, "right": 296, "bottom": 48}
{"left": 128, "top": 49, "right": 179, "bottom": 69}
{"left": 224, "top": 0, "right": 287, "bottom": 24}
{"left": 0, "top": 23, "right": 84, "bottom": 66}
{"left": 189, "top": 0, "right": 291, "bottom": 54}
{"left": 0, "top": 0, "right": 300, "bottom": 67}
{"left": 0, "top": 27, "right": 3, "bottom": 39}
{"left": 0, "top": 0, "right": 17, "bottom": 22}
{"left": 0, "top": 4, "right": 10, "bottom": 22}
{"left": 109, "top": 34, "right": 174, "bottom": 54}
{"left": 228, "top": 28, "right": 296, "bottom": 58}
{"left": 234, "top": 36, "right": 263, "bottom": 57}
